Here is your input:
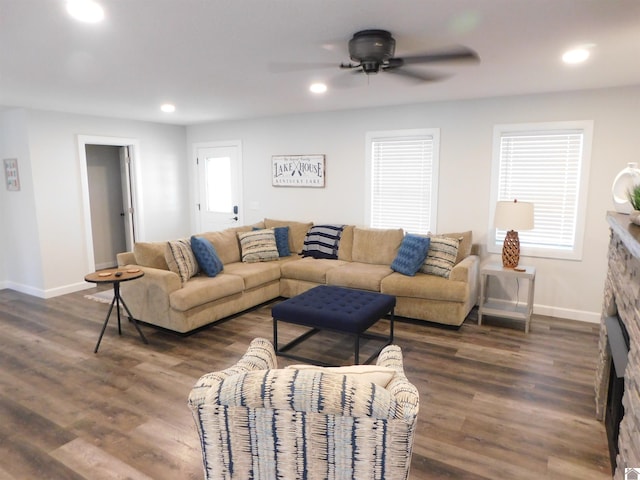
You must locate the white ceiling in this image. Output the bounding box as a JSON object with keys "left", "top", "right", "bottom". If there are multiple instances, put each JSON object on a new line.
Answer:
{"left": 1, "top": 0, "right": 639, "bottom": 125}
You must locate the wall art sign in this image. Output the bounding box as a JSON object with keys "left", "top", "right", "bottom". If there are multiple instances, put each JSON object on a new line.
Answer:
{"left": 272, "top": 155, "right": 325, "bottom": 187}
{"left": 3, "top": 158, "right": 20, "bottom": 191}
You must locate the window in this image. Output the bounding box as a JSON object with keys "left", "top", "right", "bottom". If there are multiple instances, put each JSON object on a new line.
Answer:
{"left": 366, "top": 129, "right": 440, "bottom": 234}
{"left": 489, "top": 121, "right": 593, "bottom": 260}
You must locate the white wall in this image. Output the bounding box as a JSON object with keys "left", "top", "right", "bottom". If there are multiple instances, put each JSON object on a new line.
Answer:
{"left": 187, "top": 86, "right": 640, "bottom": 322}
{"left": 0, "top": 109, "right": 43, "bottom": 294}
{"left": 0, "top": 109, "right": 189, "bottom": 297}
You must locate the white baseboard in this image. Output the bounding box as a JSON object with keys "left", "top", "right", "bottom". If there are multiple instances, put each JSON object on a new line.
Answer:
{"left": 481, "top": 297, "right": 600, "bottom": 324}
{"left": 3, "top": 280, "right": 93, "bottom": 299}
{"left": 533, "top": 304, "right": 600, "bottom": 324}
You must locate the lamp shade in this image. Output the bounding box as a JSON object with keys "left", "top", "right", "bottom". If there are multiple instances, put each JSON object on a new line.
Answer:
{"left": 494, "top": 200, "right": 534, "bottom": 231}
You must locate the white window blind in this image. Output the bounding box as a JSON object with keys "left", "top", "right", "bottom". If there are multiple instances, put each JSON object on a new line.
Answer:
{"left": 491, "top": 122, "right": 592, "bottom": 260}
{"left": 368, "top": 130, "right": 439, "bottom": 234}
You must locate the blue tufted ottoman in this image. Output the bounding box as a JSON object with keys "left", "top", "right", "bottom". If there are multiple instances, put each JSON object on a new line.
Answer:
{"left": 271, "top": 285, "right": 396, "bottom": 365}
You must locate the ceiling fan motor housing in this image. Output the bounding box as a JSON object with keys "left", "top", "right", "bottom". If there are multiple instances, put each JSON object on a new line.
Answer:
{"left": 349, "top": 30, "right": 396, "bottom": 73}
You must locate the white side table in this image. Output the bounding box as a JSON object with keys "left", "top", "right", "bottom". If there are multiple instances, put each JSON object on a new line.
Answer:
{"left": 478, "top": 263, "right": 536, "bottom": 333}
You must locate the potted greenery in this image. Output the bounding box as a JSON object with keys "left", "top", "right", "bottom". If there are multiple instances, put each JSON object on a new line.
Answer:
{"left": 628, "top": 184, "right": 640, "bottom": 225}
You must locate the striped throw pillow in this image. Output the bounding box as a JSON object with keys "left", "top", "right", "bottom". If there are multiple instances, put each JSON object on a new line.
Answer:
{"left": 302, "top": 224, "right": 345, "bottom": 259}
{"left": 421, "top": 236, "right": 460, "bottom": 278}
{"left": 165, "top": 238, "right": 199, "bottom": 283}
{"left": 238, "top": 229, "right": 279, "bottom": 263}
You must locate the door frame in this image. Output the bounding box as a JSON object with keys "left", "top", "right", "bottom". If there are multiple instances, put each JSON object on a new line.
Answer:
{"left": 192, "top": 140, "right": 243, "bottom": 232}
{"left": 77, "top": 135, "right": 143, "bottom": 273}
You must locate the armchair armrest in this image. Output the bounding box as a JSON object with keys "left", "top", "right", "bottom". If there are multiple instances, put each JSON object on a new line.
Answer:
{"left": 188, "top": 337, "right": 277, "bottom": 409}
{"left": 377, "top": 345, "right": 419, "bottom": 421}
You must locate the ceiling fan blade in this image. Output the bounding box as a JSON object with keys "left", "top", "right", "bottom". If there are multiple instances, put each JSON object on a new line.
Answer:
{"left": 399, "top": 46, "right": 479, "bottom": 65}
{"left": 384, "top": 67, "right": 450, "bottom": 83}
{"left": 267, "top": 61, "right": 337, "bottom": 73}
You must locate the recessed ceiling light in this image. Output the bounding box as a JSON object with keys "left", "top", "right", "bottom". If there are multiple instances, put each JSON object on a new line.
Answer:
{"left": 562, "top": 47, "right": 591, "bottom": 64}
{"left": 160, "top": 104, "right": 176, "bottom": 113}
{"left": 309, "top": 83, "right": 327, "bottom": 94}
{"left": 66, "top": 0, "right": 104, "bottom": 23}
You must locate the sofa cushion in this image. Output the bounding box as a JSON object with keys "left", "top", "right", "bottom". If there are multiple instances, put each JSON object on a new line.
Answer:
{"left": 264, "top": 218, "right": 313, "bottom": 254}
{"left": 421, "top": 236, "right": 459, "bottom": 278}
{"left": 238, "top": 229, "right": 279, "bottom": 263}
{"left": 352, "top": 227, "right": 404, "bottom": 265}
{"left": 439, "top": 230, "right": 473, "bottom": 265}
{"left": 223, "top": 261, "right": 282, "bottom": 290}
{"left": 169, "top": 274, "right": 245, "bottom": 311}
{"left": 381, "top": 271, "right": 468, "bottom": 302}
{"left": 302, "top": 224, "right": 345, "bottom": 259}
{"left": 191, "top": 236, "right": 224, "bottom": 277}
{"left": 326, "top": 262, "right": 393, "bottom": 291}
{"left": 391, "top": 234, "right": 431, "bottom": 276}
{"left": 337, "top": 225, "right": 354, "bottom": 261}
{"left": 285, "top": 364, "right": 396, "bottom": 388}
{"left": 280, "top": 257, "right": 348, "bottom": 284}
{"left": 165, "top": 239, "right": 199, "bottom": 284}
{"left": 133, "top": 242, "right": 169, "bottom": 270}
{"left": 201, "top": 229, "right": 243, "bottom": 265}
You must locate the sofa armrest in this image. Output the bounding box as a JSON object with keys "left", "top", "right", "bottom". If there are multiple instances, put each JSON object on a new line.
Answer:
{"left": 449, "top": 254, "right": 479, "bottom": 283}
{"left": 450, "top": 254, "right": 480, "bottom": 308}
{"left": 188, "top": 337, "right": 277, "bottom": 409}
{"left": 117, "top": 251, "right": 136, "bottom": 267}
{"left": 116, "top": 264, "right": 182, "bottom": 328}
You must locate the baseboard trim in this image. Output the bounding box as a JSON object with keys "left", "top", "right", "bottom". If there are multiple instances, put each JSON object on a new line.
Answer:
{"left": 3, "top": 281, "right": 93, "bottom": 299}
{"left": 534, "top": 304, "right": 600, "bottom": 324}
{"left": 483, "top": 297, "right": 600, "bottom": 324}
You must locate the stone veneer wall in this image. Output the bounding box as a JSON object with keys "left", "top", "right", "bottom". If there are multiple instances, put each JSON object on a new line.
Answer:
{"left": 595, "top": 212, "right": 640, "bottom": 478}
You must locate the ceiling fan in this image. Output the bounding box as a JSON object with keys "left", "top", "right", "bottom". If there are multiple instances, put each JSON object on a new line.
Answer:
{"left": 338, "top": 29, "right": 479, "bottom": 82}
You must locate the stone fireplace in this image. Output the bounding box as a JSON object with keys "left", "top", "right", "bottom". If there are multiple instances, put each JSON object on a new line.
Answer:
{"left": 595, "top": 212, "right": 640, "bottom": 478}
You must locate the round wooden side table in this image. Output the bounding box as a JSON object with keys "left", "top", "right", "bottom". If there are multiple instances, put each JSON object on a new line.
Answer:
{"left": 85, "top": 267, "right": 148, "bottom": 353}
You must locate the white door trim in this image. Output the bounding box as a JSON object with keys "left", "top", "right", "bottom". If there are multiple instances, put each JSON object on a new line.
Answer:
{"left": 77, "top": 135, "right": 143, "bottom": 273}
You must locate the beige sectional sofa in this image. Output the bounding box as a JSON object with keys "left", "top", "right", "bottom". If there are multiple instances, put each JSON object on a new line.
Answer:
{"left": 116, "top": 218, "right": 479, "bottom": 334}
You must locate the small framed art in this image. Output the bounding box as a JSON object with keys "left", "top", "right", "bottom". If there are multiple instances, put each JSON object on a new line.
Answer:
{"left": 4, "top": 158, "right": 20, "bottom": 191}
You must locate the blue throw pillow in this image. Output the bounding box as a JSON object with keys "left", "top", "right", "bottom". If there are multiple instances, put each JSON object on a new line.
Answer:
{"left": 190, "top": 236, "right": 224, "bottom": 277}
{"left": 391, "top": 234, "right": 431, "bottom": 276}
{"left": 253, "top": 226, "right": 290, "bottom": 257}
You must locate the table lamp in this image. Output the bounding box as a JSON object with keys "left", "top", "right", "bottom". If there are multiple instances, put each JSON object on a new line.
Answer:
{"left": 494, "top": 200, "right": 534, "bottom": 268}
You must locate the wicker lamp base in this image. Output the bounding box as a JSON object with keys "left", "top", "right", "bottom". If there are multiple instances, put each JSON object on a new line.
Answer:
{"left": 502, "top": 230, "right": 520, "bottom": 268}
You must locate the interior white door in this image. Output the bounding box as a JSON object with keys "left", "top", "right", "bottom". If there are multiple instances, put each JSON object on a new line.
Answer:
{"left": 197, "top": 143, "right": 242, "bottom": 232}
{"left": 119, "top": 146, "right": 136, "bottom": 250}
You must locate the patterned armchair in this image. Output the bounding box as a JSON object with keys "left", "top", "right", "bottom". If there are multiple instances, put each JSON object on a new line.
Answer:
{"left": 188, "top": 337, "right": 420, "bottom": 480}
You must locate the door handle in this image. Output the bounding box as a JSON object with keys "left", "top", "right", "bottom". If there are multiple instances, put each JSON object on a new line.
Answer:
{"left": 231, "top": 216, "right": 238, "bottom": 221}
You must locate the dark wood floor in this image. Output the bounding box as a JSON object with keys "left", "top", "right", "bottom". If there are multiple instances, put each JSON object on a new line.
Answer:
{"left": 0, "top": 287, "right": 611, "bottom": 479}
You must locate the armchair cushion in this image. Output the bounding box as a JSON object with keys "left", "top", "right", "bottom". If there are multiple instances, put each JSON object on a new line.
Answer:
{"left": 285, "top": 364, "right": 396, "bottom": 387}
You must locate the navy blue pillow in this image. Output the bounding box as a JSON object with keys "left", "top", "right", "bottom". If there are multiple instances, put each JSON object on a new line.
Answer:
{"left": 253, "top": 226, "right": 290, "bottom": 257}
{"left": 391, "top": 234, "right": 431, "bottom": 276}
{"left": 190, "top": 236, "right": 224, "bottom": 277}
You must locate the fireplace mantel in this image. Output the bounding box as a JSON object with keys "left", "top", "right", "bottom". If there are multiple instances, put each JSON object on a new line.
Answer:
{"left": 607, "top": 211, "right": 640, "bottom": 259}
{"left": 596, "top": 212, "right": 640, "bottom": 478}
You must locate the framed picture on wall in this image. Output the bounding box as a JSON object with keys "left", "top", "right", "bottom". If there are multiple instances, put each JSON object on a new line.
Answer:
{"left": 4, "top": 158, "right": 20, "bottom": 191}
{"left": 272, "top": 154, "right": 325, "bottom": 187}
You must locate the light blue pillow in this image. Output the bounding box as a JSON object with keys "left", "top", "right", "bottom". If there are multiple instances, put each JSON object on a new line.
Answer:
{"left": 391, "top": 234, "right": 431, "bottom": 276}
{"left": 190, "top": 236, "right": 224, "bottom": 277}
